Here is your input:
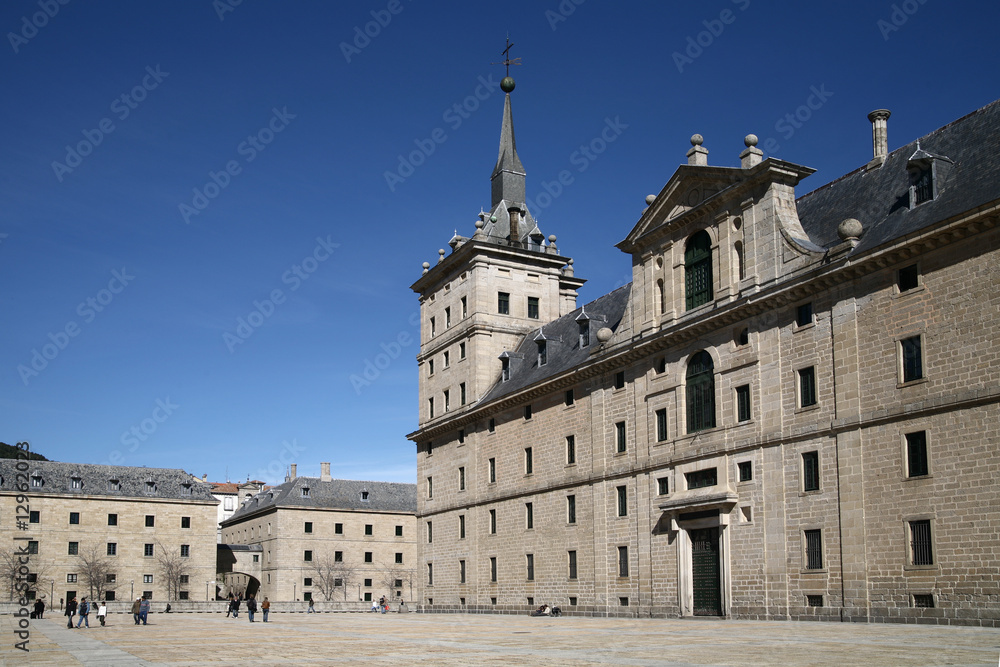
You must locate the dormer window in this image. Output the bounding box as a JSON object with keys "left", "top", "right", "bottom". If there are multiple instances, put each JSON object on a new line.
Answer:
{"left": 70, "top": 476, "right": 82, "bottom": 490}
{"left": 145, "top": 480, "right": 157, "bottom": 494}
{"left": 360, "top": 490, "right": 370, "bottom": 502}
{"left": 501, "top": 357, "right": 510, "bottom": 382}
{"left": 301, "top": 486, "right": 310, "bottom": 498}
{"left": 181, "top": 483, "right": 193, "bottom": 496}
{"left": 906, "top": 143, "right": 952, "bottom": 209}
{"left": 31, "top": 475, "right": 42, "bottom": 488}
{"left": 108, "top": 479, "right": 120, "bottom": 492}
{"left": 911, "top": 165, "right": 933, "bottom": 205}
{"left": 537, "top": 340, "right": 547, "bottom": 367}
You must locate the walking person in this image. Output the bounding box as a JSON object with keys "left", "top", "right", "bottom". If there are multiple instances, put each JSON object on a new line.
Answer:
{"left": 225, "top": 595, "right": 233, "bottom": 617}
{"left": 307, "top": 598, "right": 315, "bottom": 613}
{"left": 132, "top": 597, "right": 142, "bottom": 625}
{"left": 231, "top": 596, "right": 240, "bottom": 619}
{"left": 246, "top": 595, "right": 257, "bottom": 622}
{"left": 76, "top": 597, "right": 90, "bottom": 628}
{"left": 97, "top": 602, "right": 107, "bottom": 626}
{"left": 261, "top": 597, "right": 270, "bottom": 622}
{"left": 138, "top": 597, "right": 150, "bottom": 625}
{"left": 33, "top": 598, "right": 45, "bottom": 619}
{"left": 65, "top": 597, "right": 77, "bottom": 628}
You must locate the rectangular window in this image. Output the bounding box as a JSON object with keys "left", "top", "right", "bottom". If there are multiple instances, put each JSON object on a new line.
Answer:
{"left": 807, "top": 595, "right": 824, "bottom": 607}
{"left": 67, "top": 573, "right": 77, "bottom": 583}
{"left": 395, "top": 525, "right": 403, "bottom": 537}
{"left": 913, "top": 594, "right": 934, "bottom": 608}
{"left": 393, "top": 552, "right": 403, "bottom": 564}
{"left": 428, "top": 397, "right": 434, "bottom": 419}
{"left": 107, "top": 573, "right": 117, "bottom": 584}
{"left": 427, "top": 476, "right": 433, "bottom": 499}
{"left": 181, "top": 516, "right": 191, "bottom": 529}
{"left": 616, "top": 486, "right": 627, "bottom": 517}
{"left": 901, "top": 336, "right": 923, "bottom": 382}
{"left": 524, "top": 404, "right": 532, "bottom": 420}
{"left": 616, "top": 421, "right": 626, "bottom": 453}
{"left": 303, "top": 578, "right": 313, "bottom": 587}
{"left": 618, "top": 546, "right": 629, "bottom": 577}
{"left": 27, "top": 541, "right": 38, "bottom": 555}
{"left": 335, "top": 523, "right": 344, "bottom": 535}
{"left": 428, "top": 359, "right": 434, "bottom": 376}
{"left": 459, "top": 429, "right": 465, "bottom": 444}
{"left": 490, "top": 556, "right": 497, "bottom": 582}
{"left": 488, "top": 418, "right": 496, "bottom": 433}
{"left": 145, "top": 515, "right": 155, "bottom": 527}
{"left": 565, "top": 389, "right": 574, "bottom": 406}
{"left": 460, "top": 560, "right": 467, "bottom": 584}
{"left": 614, "top": 371, "right": 625, "bottom": 389}
{"left": 335, "top": 551, "right": 343, "bottom": 562}
{"left": 802, "top": 451, "right": 820, "bottom": 492}
{"left": 898, "top": 264, "right": 919, "bottom": 292}
{"left": 489, "top": 457, "right": 496, "bottom": 483}
{"left": 656, "top": 408, "right": 668, "bottom": 441}
{"left": 738, "top": 461, "right": 753, "bottom": 482}
{"left": 459, "top": 466, "right": 466, "bottom": 490}
{"left": 304, "top": 550, "right": 313, "bottom": 562}
{"left": 29, "top": 510, "right": 39, "bottom": 523}
{"left": 525, "top": 502, "right": 533, "bottom": 529}
{"left": 906, "top": 431, "right": 929, "bottom": 477}
{"left": 566, "top": 435, "right": 576, "bottom": 464}
{"left": 180, "top": 545, "right": 190, "bottom": 558}
{"left": 444, "top": 351, "right": 450, "bottom": 368}
{"left": 430, "top": 316, "right": 436, "bottom": 336}
{"left": 736, "top": 384, "right": 751, "bottom": 422}
{"left": 686, "top": 468, "right": 717, "bottom": 489}
{"left": 799, "top": 366, "right": 817, "bottom": 407}
{"left": 365, "top": 524, "right": 373, "bottom": 535}
{"left": 144, "top": 543, "right": 154, "bottom": 557}
{"left": 524, "top": 447, "right": 533, "bottom": 475}
{"left": 804, "top": 529, "right": 823, "bottom": 569}
{"left": 69, "top": 512, "right": 79, "bottom": 525}
{"left": 460, "top": 382, "right": 466, "bottom": 405}
{"left": 427, "top": 521, "right": 433, "bottom": 544}
{"left": 490, "top": 509, "right": 497, "bottom": 534}
{"left": 364, "top": 552, "right": 373, "bottom": 563}
{"left": 910, "top": 520, "right": 933, "bottom": 565}
{"left": 107, "top": 543, "right": 117, "bottom": 556}
{"left": 68, "top": 541, "right": 78, "bottom": 556}
{"left": 657, "top": 477, "right": 669, "bottom": 495}
{"left": 526, "top": 554, "right": 534, "bottom": 581}
{"left": 501, "top": 357, "right": 510, "bottom": 382}
{"left": 304, "top": 522, "right": 313, "bottom": 533}
{"left": 498, "top": 292, "right": 510, "bottom": 315}
{"left": 108, "top": 513, "right": 118, "bottom": 526}
{"left": 459, "top": 514, "right": 465, "bottom": 539}
{"left": 443, "top": 390, "right": 450, "bottom": 411}
{"left": 445, "top": 307, "right": 451, "bottom": 328}
{"left": 796, "top": 302, "right": 813, "bottom": 327}
{"left": 460, "top": 341, "right": 466, "bottom": 359}
{"left": 537, "top": 341, "right": 547, "bottom": 366}
{"left": 567, "top": 495, "right": 576, "bottom": 524}
{"left": 568, "top": 550, "right": 578, "bottom": 579}
{"left": 427, "top": 563, "right": 433, "bottom": 586}
{"left": 528, "top": 296, "right": 539, "bottom": 319}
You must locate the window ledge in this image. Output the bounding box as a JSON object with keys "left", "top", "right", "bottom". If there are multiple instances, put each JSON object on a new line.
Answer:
{"left": 892, "top": 285, "right": 925, "bottom": 299}
{"left": 795, "top": 404, "right": 820, "bottom": 414}
{"left": 793, "top": 322, "right": 816, "bottom": 333}
{"left": 800, "top": 569, "right": 828, "bottom": 575}
{"left": 903, "top": 565, "right": 938, "bottom": 572}
{"left": 897, "top": 377, "right": 928, "bottom": 389}
{"left": 904, "top": 474, "right": 934, "bottom": 482}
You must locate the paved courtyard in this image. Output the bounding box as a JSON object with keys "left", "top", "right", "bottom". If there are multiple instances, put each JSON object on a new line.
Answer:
{"left": 2, "top": 611, "right": 999, "bottom": 666}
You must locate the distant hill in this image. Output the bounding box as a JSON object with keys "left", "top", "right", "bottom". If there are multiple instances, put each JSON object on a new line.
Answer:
{"left": 0, "top": 442, "right": 49, "bottom": 461}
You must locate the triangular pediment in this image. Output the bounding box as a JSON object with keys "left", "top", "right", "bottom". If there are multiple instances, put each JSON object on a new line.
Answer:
{"left": 618, "top": 165, "right": 745, "bottom": 253}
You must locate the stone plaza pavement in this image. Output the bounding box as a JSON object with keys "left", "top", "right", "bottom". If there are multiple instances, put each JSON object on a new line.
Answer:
{"left": 2, "top": 611, "right": 999, "bottom": 666}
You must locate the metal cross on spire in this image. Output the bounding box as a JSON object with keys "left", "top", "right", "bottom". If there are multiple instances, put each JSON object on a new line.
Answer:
{"left": 492, "top": 35, "right": 522, "bottom": 77}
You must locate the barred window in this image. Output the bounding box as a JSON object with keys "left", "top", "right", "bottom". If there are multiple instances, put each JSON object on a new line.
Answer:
{"left": 686, "top": 351, "right": 716, "bottom": 432}
{"left": 799, "top": 366, "right": 817, "bottom": 407}
{"left": 802, "top": 451, "right": 820, "bottom": 492}
{"left": 910, "top": 520, "right": 933, "bottom": 565}
{"left": 804, "top": 529, "right": 823, "bottom": 569}
{"left": 685, "top": 230, "right": 713, "bottom": 310}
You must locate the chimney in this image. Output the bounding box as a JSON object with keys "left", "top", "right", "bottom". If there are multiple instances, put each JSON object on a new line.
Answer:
{"left": 202, "top": 474, "right": 207, "bottom": 482}
{"left": 687, "top": 134, "right": 708, "bottom": 166}
{"left": 289, "top": 463, "right": 297, "bottom": 479}
{"left": 867, "top": 109, "right": 891, "bottom": 167}
{"left": 320, "top": 462, "right": 331, "bottom": 482}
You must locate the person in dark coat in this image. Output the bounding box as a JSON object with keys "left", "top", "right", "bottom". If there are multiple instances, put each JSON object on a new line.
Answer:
{"left": 65, "top": 597, "right": 77, "bottom": 628}
{"left": 33, "top": 598, "right": 45, "bottom": 619}
{"left": 132, "top": 597, "right": 142, "bottom": 625}
{"left": 246, "top": 595, "right": 257, "bottom": 622}
{"left": 231, "top": 596, "right": 240, "bottom": 619}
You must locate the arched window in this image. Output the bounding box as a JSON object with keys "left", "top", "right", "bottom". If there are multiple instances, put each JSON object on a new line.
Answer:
{"left": 656, "top": 278, "right": 665, "bottom": 315}
{"left": 734, "top": 240, "right": 745, "bottom": 281}
{"left": 686, "top": 350, "right": 716, "bottom": 433}
{"left": 685, "top": 230, "right": 713, "bottom": 310}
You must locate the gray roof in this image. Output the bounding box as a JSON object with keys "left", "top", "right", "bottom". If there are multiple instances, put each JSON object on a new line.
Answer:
{"left": 0, "top": 459, "right": 216, "bottom": 502}
{"left": 222, "top": 476, "right": 416, "bottom": 524}
{"left": 480, "top": 284, "right": 631, "bottom": 404}
{"left": 797, "top": 99, "right": 1000, "bottom": 254}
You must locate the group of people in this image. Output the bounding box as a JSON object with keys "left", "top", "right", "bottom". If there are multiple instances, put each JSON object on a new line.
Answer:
{"left": 370, "top": 596, "right": 391, "bottom": 613}
{"left": 226, "top": 593, "right": 270, "bottom": 622}
{"left": 63, "top": 597, "right": 109, "bottom": 628}
{"left": 131, "top": 597, "right": 151, "bottom": 625}
{"left": 530, "top": 603, "right": 562, "bottom": 617}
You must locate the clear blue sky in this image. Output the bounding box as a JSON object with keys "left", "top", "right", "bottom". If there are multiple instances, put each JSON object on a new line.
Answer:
{"left": 2, "top": 0, "right": 997, "bottom": 484}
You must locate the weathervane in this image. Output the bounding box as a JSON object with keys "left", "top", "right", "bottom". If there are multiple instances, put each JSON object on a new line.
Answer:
{"left": 492, "top": 36, "right": 521, "bottom": 93}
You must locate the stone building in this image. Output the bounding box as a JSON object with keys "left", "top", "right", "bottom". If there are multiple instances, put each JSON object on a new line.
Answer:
{"left": 220, "top": 463, "right": 417, "bottom": 604}
{"left": 0, "top": 460, "right": 218, "bottom": 604}
{"left": 207, "top": 478, "right": 267, "bottom": 542}
{"left": 407, "top": 81, "right": 1000, "bottom": 625}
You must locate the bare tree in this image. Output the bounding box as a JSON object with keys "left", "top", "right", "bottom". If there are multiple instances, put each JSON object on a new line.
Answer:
{"left": 309, "top": 551, "right": 354, "bottom": 601}
{"left": 155, "top": 541, "right": 192, "bottom": 601}
{"left": 378, "top": 566, "right": 413, "bottom": 604}
{"left": 76, "top": 543, "right": 115, "bottom": 602}
{"left": 0, "top": 546, "right": 31, "bottom": 602}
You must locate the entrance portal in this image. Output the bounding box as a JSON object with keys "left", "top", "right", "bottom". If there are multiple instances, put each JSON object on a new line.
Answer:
{"left": 690, "top": 527, "right": 722, "bottom": 616}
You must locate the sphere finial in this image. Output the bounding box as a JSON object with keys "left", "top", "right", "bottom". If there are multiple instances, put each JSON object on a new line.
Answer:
{"left": 501, "top": 77, "right": 516, "bottom": 93}
{"left": 690, "top": 134, "right": 704, "bottom": 146}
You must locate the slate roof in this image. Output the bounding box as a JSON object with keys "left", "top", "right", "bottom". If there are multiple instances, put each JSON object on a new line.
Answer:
{"left": 797, "top": 98, "right": 1000, "bottom": 253}
{"left": 0, "top": 459, "right": 217, "bottom": 502}
{"left": 222, "top": 476, "right": 417, "bottom": 524}
{"left": 479, "top": 284, "right": 632, "bottom": 405}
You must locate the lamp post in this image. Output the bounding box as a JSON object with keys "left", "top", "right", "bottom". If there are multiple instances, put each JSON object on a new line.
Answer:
{"left": 130, "top": 580, "right": 134, "bottom": 601}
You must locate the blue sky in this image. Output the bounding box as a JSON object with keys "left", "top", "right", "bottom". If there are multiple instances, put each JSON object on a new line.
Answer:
{"left": 2, "top": 0, "right": 997, "bottom": 484}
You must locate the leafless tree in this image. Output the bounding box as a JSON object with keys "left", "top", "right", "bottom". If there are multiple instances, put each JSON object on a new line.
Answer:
{"left": 378, "top": 566, "right": 413, "bottom": 604}
{"left": 0, "top": 546, "right": 38, "bottom": 602}
{"left": 309, "top": 551, "right": 354, "bottom": 601}
{"left": 155, "top": 541, "right": 192, "bottom": 601}
{"left": 76, "top": 542, "right": 115, "bottom": 602}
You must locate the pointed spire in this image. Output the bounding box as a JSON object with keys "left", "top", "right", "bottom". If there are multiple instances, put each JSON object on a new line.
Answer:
{"left": 491, "top": 92, "right": 526, "bottom": 210}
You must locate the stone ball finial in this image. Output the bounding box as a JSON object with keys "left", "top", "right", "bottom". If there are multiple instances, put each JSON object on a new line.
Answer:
{"left": 475, "top": 219, "right": 485, "bottom": 229}
{"left": 438, "top": 249, "right": 445, "bottom": 256}
{"left": 422, "top": 262, "right": 430, "bottom": 269}
{"left": 645, "top": 194, "right": 656, "bottom": 206}
{"left": 490, "top": 215, "right": 497, "bottom": 223}
{"left": 596, "top": 327, "right": 613, "bottom": 343}
{"left": 837, "top": 218, "right": 864, "bottom": 240}
{"left": 567, "top": 258, "right": 574, "bottom": 265}
{"left": 548, "top": 235, "right": 557, "bottom": 243}
{"left": 744, "top": 134, "right": 758, "bottom": 148}
{"left": 690, "top": 134, "right": 704, "bottom": 146}
{"left": 501, "top": 76, "right": 516, "bottom": 93}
